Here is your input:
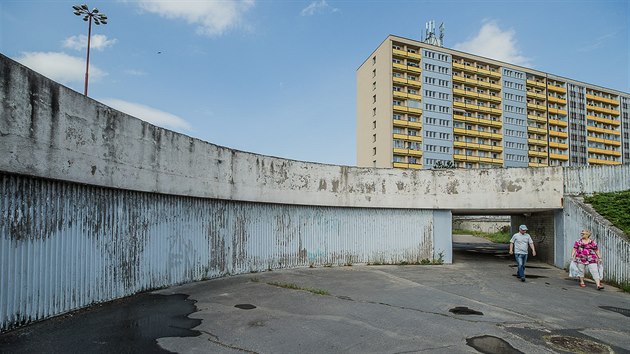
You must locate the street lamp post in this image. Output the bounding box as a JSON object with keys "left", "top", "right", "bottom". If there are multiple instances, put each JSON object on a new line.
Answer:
{"left": 72, "top": 4, "right": 107, "bottom": 96}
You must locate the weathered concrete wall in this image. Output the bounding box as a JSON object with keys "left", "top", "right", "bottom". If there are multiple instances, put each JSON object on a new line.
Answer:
{"left": 0, "top": 54, "right": 564, "bottom": 212}
{"left": 561, "top": 196, "right": 629, "bottom": 285}
{"left": 0, "top": 172, "right": 436, "bottom": 331}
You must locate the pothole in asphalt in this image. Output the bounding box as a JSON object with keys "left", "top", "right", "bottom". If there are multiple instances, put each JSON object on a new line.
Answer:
{"left": 543, "top": 335, "right": 612, "bottom": 353}
{"left": 599, "top": 306, "right": 630, "bottom": 318}
{"left": 235, "top": 304, "right": 257, "bottom": 310}
{"left": 449, "top": 306, "right": 483, "bottom": 315}
{"left": 466, "top": 335, "right": 523, "bottom": 354}
{"left": 337, "top": 295, "right": 353, "bottom": 301}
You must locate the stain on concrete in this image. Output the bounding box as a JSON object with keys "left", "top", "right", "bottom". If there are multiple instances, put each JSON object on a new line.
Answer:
{"left": 446, "top": 180, "right": 459, "bottom": 194}
{"left": 332, "top": 179, "right": 340, "bottom": 193}
{"left": 501, "top": 180, "right": 523, "bottom": 192}
{"left": 396, "top": 181, "right": 405, "bottom": 191}
{"left": 318, "top": 179, "right": 327, "bottom": 191}
{"left": 0, "top": 293, "right": 200, "bottom": 353}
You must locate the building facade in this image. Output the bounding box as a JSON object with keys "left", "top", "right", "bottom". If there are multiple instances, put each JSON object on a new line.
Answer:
{"left": 357, "top": 35, "right": 630, "bottom": 169}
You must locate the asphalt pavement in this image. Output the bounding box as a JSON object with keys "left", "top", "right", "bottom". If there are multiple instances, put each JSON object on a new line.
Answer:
{"left": 1, "top": 235, "right": 629, "bottom": 353}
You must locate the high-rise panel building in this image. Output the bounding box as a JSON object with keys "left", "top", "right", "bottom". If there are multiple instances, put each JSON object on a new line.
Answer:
{"left": 357, "top": 34, "right": 630, "bottom": 169}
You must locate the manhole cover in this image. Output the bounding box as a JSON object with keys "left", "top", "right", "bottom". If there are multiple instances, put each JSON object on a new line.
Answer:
{"left": 466, "top": 335, "right": 523, "bottom": 354}
{"left": 449, "top": 306, "right": 483, "bottom": 315}
{"left": 543, "top": 335, "right": 612, "bottom": 354}
{"left": 234, "top": 304, "right": 256, "bottom": 310}
{"left": 600, "top": 306, "right": 630, "bottom": 318}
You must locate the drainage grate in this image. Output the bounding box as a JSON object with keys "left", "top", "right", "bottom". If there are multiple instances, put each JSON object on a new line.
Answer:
{"left": 234, "top": 304, "right": 257, "bottom": 310}
{"left": 466, "top": 335, "right": 523, "bottom": 354}
{"left": 600, "top": 306, "right": 630, "bottom": 318}
{"left": 449, "top": 306, "right": 483, "bottom": 315}
{"left": 543, "top": 335, "right": 611, "bottom": 354}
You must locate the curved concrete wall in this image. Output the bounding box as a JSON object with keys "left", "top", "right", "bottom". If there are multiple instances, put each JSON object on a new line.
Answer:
{"left": 0, "top": 54, "right": 564, "bottom": 213}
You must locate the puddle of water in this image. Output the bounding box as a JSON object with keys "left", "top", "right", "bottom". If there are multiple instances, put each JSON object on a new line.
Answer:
{"left": 449, "top": 306, "right": 483, "bottom": 315}
{"left": 0, "top": 293, "right": 200, "bottom": 353}
{"left": 599, "top": 306, "right": 630, "bottom": 318}
{"left": 466, "top": 335, "right": 523, "bottom": 354}
{"left": 235, "top": 304, "right": 257, "bottom": 310}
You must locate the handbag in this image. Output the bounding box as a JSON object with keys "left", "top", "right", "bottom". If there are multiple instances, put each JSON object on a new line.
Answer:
{"left": 569, "top": 260, "right": 580, "bottom": 278}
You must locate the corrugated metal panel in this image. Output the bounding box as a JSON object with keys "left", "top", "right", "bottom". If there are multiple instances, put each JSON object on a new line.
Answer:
{"left": 0, "top": 173, "right": 434, "bottom": 331}
{"left": 564, "top": 164, "right": 630, "bottom": 195}
{"left": 562, "top": 197, "right": 629, "bottom": 287}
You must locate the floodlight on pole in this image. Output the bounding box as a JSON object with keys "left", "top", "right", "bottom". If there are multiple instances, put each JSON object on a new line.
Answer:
{"left": 72, "top": 4, "right": 108, "bottom": 96}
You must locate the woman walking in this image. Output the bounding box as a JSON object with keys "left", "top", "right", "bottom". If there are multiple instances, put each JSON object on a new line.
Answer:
{"left": 571, "top": 230, "right": 604, "bottom": 290}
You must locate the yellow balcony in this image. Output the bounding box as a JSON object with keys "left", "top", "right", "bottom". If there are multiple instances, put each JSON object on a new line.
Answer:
{"left": 527, "top": 91, "right": 547, "bottom": 100}
{"left": 548, "top": 119, "right": 568, "bottom": 127}
{"left": 408, "top": 149, "right": 423, "bottom": 156}
{"left": 527, "top": 114, "right": 548, "bottom": 123}
{"left": 479, "top": 118, "right": 502, "bottom": 128}
{"left": 548, "top": 107, "right": 567, "bottom": 115}
{"left": 393, "top": 133, "right": 408, "bottom": 140}
{"left": 547, "top": 96, "right": 567, "bottom": 104}
{"left": 392, "top": 48, "right": 408, "bottom": 57}
{"left": 549, "top": 141, "right": 569, "bottom": 149}
{"left": 587, "top": 115, "right": 621, "bottom": 126}
{"left": 479, "top": 157, "right": 494, "bottom": 163}
{"left": 452, "top": 75, "right": 466, "bottom": 83}
{"left": 547, "top": 85, "right": 566, "bottom": 93}
{"left": 408, "top": 107, "right": 422, "bottom": 114}
{"left": 587, "top": 136, "right": 622, "bottom": 147}
{"left": 393, "top": 91, "right": 408, "bottom": 99}
{"left": 393, "top": 105, "right": 408, "bottom": 112}
{"left": 589, "top": 147, "right": 621, "bottom": 157}
{"left": 408, "top": 121, "right": 422, "bottom": 128}
{"left": 407, "top": 66, "right": 422, "bottom": 73}
{"left": 526, "top": 79, "right": 546, "bottom": 88}
{"left": 586, "top": 94, "right": 619, "bottom": 106}
{"left": 528, "top": 126, "right": 547, "bottom": 134}
{"left": 549, "top": 130, "right": 568, "bottom": 138}
{"left": 393, "top": 162, "right": 423, "bottom": 169}
{"left": 407, "top": 78, "right": 422, "bottom": 87}
{"left": 549, "top": 153, "right": 569, "bottom": 161}
{"left": 527, "top": 103, "right": 547, "bottom": 111}
{"left": 587, "top": 105, "right": 620, "bottom": 116}
{"left": 407, "top": 135, "right": 422, "bottom": 142}
{"left": 586, "top": 125, "right": 621, "bottom": 136}
{"left": 393, "top": 77, "right": 407, "bottom": 85}
{"left": 393, "top": 63, "right": 407, "bottom": 71}
{"left": 393, "top": 148, "right": 407, "bottom": 154}
{"left": 492, "top": 158, "right": 504, "bottom": 164}
{"left": 588, "top": 158, "right": 621, "bottom": 166}
{"left": 407, "top": 52, "right": 422, "bottom": 60}
{"left": 393, "top": 119, "right": 409, "bottom": 127}
{"left": 528, "top": 150, "right": 548, "bottom": 157}
{"left": 528, "top": 138, "right": 548, "bottom": 146}
{"left": 407, "top": 93, "right": 422, "bottom": 100}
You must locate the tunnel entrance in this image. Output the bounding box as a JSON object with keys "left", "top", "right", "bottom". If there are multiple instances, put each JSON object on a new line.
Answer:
{"left": 450, "top": 211, "right": 557, "bottom": 266}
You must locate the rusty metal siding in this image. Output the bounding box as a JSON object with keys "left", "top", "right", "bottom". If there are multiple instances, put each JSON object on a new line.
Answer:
{"left": 0, "top": 173, "right": 434, "bottom": 331}
{"left": 562, "top": 197, "right": 629, "bottom": 286}
{"left": 564, "top": 165, "right": 630, "bottom": 195}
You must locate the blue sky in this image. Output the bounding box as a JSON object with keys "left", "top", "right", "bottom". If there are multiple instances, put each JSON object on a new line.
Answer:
{"left": 1, "top": 0, "right": 628, "bottom": 166}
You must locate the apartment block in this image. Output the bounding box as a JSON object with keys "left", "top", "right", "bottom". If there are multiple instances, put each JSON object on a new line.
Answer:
{"left": 357, "top": 35, "right": 630, "bottom": 169}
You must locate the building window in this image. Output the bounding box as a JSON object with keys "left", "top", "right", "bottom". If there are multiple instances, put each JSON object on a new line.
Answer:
{"left": 373, "top": 147, "right": 376, "bottom": 155}
{"left": 373, "top": 134, "right": 377, "bottom": 143}
{"left": 372, "top": 56, "right": 376, "bottom": 65}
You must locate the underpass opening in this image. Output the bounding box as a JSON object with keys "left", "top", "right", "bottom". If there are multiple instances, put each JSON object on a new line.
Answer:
{"left": 451, "top": 211, "right": 559, "bottom": 267}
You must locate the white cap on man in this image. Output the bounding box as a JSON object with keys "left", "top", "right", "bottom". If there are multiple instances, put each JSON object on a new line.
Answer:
{"left": 519, "top": 224, "right": 528, "bottom": 231}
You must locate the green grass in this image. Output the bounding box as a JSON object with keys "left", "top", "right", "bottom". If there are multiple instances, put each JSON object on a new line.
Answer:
{"left": 266, "top": 281, "right": 330, "bottom": 295}
{"left": 584, "top": 190, "right": 630, "bottom": 237}
{"left": 453, "top": 228, "right": 511, "bottom": 243}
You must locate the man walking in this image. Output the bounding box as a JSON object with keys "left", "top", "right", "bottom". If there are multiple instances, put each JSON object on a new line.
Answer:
{"left": 509, "top": 224, "right": 536, "bottom": 282}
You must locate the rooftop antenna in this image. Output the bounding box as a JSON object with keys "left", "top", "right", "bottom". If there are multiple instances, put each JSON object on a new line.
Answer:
{"left": 423, "top": 20, "right": 444, "bottom": 47}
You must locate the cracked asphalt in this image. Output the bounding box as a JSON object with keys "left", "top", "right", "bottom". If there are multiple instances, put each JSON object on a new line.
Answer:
{"left": 1, "top": 235, "right": 629, "bottom": 353}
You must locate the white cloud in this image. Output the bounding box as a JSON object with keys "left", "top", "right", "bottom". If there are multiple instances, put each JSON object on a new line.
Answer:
{"left": 124, "top": 69, "right": 147, "bottom": 76}
{"left": 14, "top": 52, "right": 106, "bottom": 84}
{"left": 100, "top": 98, "right": 192, "bottom": 131}
{"left": 301, "top": 0, "right": 339, "bottom": 16}
{"left": 63, "top": 34, "right": 118, "bottom": 51}
{"left": 453, "top": 20, "right": 531, "bottom": 67}
{"left": 135, "top": 0, "right": 255, "bottom": 36}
